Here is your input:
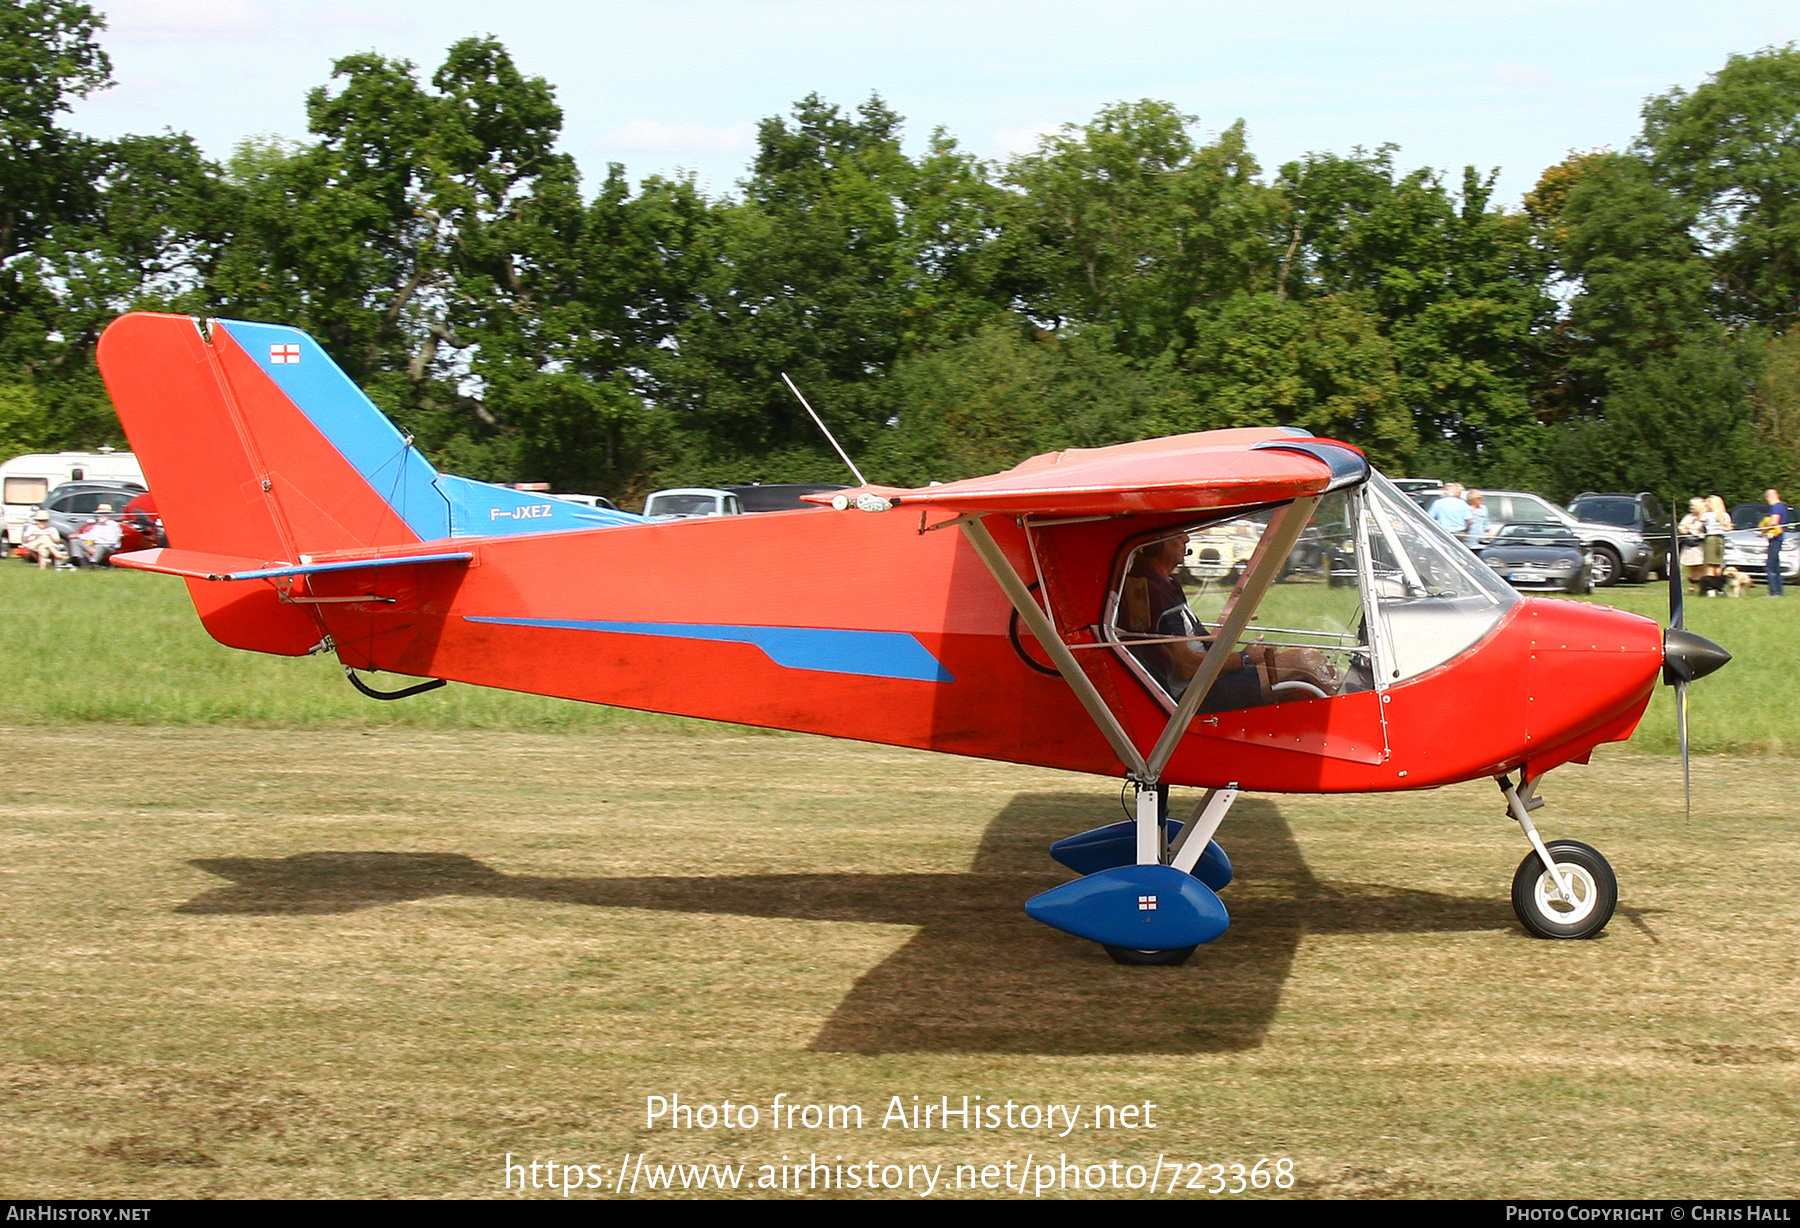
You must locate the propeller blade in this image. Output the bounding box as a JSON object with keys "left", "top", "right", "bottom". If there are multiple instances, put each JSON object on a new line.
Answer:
{"left": 1670, "top": 509, "right": 1684, "bottom": 631}
{"left": 1677, "top": 679, "right": 1690, "bottom": 821}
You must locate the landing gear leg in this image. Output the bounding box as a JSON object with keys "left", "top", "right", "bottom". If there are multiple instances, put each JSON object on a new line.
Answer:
{"left": 1497, "top": 774, "right": 1617, "bottom": 939}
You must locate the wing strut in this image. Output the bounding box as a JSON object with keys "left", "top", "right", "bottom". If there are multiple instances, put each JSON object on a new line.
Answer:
{"left": 959, "top": 495, "right": 1320, "bottom": 799}
{"left": 1141, "top": 497, "right": 1318, "bottom": 782}
{"left": 960, "top": 516, "right": 1149, "bottom": 778}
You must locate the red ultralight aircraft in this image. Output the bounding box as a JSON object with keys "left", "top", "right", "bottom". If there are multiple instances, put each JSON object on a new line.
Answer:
{"left": 95, "top": 312, "right": 1730, "bottom": 964}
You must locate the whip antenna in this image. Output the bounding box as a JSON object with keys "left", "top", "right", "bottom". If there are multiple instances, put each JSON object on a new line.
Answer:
{"left": 781, "top": 372, "right": 868, "bottom": 487}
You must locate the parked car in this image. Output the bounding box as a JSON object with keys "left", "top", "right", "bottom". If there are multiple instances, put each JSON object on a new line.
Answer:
{"left": 725, "top": 483, "right": 848, "bottom": 512}
{"left": 1725, "top": 503, "right": 1800, "bottom": 582}
{"left": 1479, "top": 522, "right": 1590, "bottom": 594}
{"left": 1473, "top": 490, "right": 1653, "bottom": 587}
{"left": 642, "top": 488, "right": 744, "bottom": 519}
{"left": 1180, "top": 519, "right": 1262, "bottom": 582}
{"left": 1567, "top": 491, "right": 1671, "bottom": 577}
{"left": 33, "top": 480, "right": 148, "bottom": 560}
{"left": 547, "top": 493, "right": 619, "bottom": 511}
{"left": 1393, "top": 478, "right": 1445, "bottom": 510}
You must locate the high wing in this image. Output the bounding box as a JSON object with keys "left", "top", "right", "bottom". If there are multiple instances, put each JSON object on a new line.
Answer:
{"left": 810, "top": 430, "right": 1367, "bottom": 516}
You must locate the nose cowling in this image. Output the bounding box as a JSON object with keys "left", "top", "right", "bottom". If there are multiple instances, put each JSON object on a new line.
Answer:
{"left": 1664, "top": 627, "right": 1731, "bottom": 685}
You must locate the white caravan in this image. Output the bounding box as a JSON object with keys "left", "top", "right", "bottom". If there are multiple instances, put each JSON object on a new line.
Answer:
{"left": 1, "top": 450, "right": 146, "bottom": 545}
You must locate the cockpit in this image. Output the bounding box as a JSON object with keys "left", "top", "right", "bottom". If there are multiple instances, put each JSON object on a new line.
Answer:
{"left": 1103, "top": 473, "right": 1519, "bottom": 713}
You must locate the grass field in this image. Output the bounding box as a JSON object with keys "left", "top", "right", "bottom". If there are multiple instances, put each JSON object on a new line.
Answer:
{"left": 2, "top": 726, "right": 1797, "bottom": 1198}
{"left": 1, "top": 564, "right": 1797, "bottom": 1198}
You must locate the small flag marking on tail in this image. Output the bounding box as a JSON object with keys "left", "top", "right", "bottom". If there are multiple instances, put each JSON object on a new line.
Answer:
{"left": 269, "top": 344, "right": 301, "bottom": 364}
{"left": 1138, "top": 895, "right": 1158, "bottom": 911}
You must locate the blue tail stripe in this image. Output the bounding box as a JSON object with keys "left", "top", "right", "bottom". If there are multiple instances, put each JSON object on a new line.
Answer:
{"left": 218, "top": 319, "right": 449, "bottom": 540}
{"left": 217, "top": 320, "right": 647, "bottom": 540}
{"left": 464, "top": 617, "right": 954, "bottom": 683}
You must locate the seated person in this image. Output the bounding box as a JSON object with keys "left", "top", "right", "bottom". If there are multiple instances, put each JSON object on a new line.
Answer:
{"left": 22, "top": 510, "right": 70, "bottom": 570}
{"left": 71, "top": 504, "right": 123, "bottom": 567}
{"left": 1120, "top": 534, "right": 1338, "bottom": 711}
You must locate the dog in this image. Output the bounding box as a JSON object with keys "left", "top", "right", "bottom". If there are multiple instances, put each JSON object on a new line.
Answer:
{"left": 1723, "top": 567, "right": 1754, "bottom": 597}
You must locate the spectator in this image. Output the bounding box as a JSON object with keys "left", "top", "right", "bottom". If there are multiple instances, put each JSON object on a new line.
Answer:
{"left": 1678, "top": 498, "right": 1707, "bottom": 593}
{"left": 1702, "top": 495, "right": 1730, "bottom": 594}
{"left": 71, "top": 502, "right": 123, "bottom": 568}
{"left": 1762, "top": 488, "right": 1788, "bottom": 597}
{"left": 1429, "top": 483, "right": 1473, "bottom": 538}
{"left": 22, "top": 509, "right": 70, "bottom": 571}
{"left": 1464, "top": 491, "right": 1490, "bottom": 547}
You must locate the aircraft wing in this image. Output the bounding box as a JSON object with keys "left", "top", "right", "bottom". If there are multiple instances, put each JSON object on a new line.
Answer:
{"left": 808, "top": 428, "right": 1367, "bottom": 516}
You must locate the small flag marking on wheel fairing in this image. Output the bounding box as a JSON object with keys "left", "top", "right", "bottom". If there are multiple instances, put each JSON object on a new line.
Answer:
{"left": 1138, "top": 895, "right": 1158, "bottom": 911}
{"left": 270, "top": 344, "right": 301, "bottom": 364}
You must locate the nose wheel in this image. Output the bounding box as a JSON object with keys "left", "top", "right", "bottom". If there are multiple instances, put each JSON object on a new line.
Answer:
{"left": 1497, "top": 775, "right": 1617, "bottom": 940}
{"left": 1511, "top": 840, "right": 1616, "bottom": 939}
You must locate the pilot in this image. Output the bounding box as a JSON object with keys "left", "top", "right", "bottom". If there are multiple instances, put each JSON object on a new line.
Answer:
{"left": 1122, "top": 535, "right": 1265, "bottom": 711}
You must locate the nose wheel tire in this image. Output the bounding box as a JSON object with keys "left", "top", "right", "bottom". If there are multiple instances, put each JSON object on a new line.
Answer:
{"left": 1104, "top": 944, "right": 1199, "bottom": 966}
{"left": 1511, "top": 840, "right": 1616, "bottom": 939}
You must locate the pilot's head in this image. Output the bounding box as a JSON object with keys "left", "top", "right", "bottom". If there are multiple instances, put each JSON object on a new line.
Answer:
{"left": 1138, "top": 535, "right": 1185, "bottom": 577}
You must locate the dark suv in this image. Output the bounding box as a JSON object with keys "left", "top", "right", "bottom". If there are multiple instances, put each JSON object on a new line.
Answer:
{"left": 1567, "top": 492, "right": 1671, "bottom": 582}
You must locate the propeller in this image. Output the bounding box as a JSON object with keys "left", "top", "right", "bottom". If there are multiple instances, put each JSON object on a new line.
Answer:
{"left": 1663, "top": 509, "right": 1731, "bottom": 818}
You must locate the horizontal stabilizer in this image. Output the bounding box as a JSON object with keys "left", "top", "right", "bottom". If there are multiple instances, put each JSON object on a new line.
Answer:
{"left": 114, "top": 547, "right": 473, "bottom": 582}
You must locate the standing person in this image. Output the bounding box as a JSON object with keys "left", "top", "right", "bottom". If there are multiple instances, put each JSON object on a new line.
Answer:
{"left": 1702, "top": 495, "right": 1730, "bottom": 594}
{"left": 1762, "top": 488, "right": 1789, "bottom": 597}
{"left": 1678, "top": 498, "right": 1707, "bottom": 594}
{"left": 1429, "top": 483, "right": 1473, "bottom": 538}
{"left": 1463, "top": 491, "right": 1490, "bottom": 547}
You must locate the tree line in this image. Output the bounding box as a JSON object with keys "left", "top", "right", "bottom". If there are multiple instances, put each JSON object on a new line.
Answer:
{"left": 4, "top": 0, "right": 1799, "bottom": 507}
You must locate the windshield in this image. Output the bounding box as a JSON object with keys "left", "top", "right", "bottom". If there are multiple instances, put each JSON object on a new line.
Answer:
{"left": 1362, "top": 474, "right": 1518, "bottom": 683}
{"left": 645, "top": 493, "right": 720, "bottom": 517}
{"left": 1569, "top": 497, "right": 1638, "bottom": 527}
{"left": 1493, "top": 524, "right": 1579, "bottom": 546}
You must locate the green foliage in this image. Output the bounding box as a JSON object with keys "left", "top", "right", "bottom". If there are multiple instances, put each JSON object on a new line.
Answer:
{"left": 651, "top": 95, "right": 1009, "bottom": 482}
{"left": 0, "top": 0, "right": 108, "bottom": 265}
{"left": 869, "top": 319, "right": 1194, "bottom": 485}
{"left": 1169, "top": 291, "right": 1415, "bottom": 468}
{"left": 1004, "top": 103, "right": 1280, "bottom": 358}
{"left": 1545, "top": 339, "right": 1763, "bottom": 503}
{"left": 1, "top": 34, "right": 1798, "bottom": 505}
{"left": 1642, "top": 44, "right": 1800, "bottom": 331}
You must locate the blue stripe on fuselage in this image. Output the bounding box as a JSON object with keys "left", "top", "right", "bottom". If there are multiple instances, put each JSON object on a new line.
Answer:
{"left": 463, "top": 617, "right": 954, "bottom": 683}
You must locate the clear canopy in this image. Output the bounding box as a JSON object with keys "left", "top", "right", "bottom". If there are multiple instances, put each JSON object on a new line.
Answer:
{"left": 1104, "top": 473, "right": 1517, "bottom": 712}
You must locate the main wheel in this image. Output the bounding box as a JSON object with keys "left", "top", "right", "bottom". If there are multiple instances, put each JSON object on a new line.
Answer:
{"left": 1585, "top": 544, "right": 1622, "bottom": 588}
{"left": 1511, "top": 840, "right": 1616, "bottom": 939}
{"left": 1104, "top": 944, "right": 1198, "bottom": 966}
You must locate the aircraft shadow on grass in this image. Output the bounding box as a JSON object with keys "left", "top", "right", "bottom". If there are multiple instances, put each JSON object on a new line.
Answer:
{"left": 177, "top": 794, "right": 1515, "bottom": 1056}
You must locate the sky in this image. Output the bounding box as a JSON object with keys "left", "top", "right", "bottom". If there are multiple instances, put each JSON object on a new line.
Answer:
{"left": 66, "top": 1, "right": 1800, "bottom": 207}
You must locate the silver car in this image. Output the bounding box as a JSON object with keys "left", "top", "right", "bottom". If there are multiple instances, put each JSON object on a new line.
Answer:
{"left": 1473, "top": 490, "right": 1652, "bottom": 587}
{"left": 1725, "top": 504, "right": 1800, "bottom": 582}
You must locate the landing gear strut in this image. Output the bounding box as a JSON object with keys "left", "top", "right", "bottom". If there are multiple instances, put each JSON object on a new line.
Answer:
{"left": 1498, "top": 774, "right": 1617, "bottom": 939}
